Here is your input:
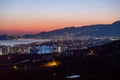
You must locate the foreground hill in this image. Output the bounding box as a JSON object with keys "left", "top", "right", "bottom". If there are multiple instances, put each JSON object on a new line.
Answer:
{"left": 0, "top": 40, "right": 120, "bottom": 80}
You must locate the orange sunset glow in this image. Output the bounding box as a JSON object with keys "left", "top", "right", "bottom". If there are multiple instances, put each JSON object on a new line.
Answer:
{"left": 0, "top": 0, "right": 120, "bottom": 35}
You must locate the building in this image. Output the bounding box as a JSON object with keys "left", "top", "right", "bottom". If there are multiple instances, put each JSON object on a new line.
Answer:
{"left": 38, "top": 45, "right": 53, "bottom": 54}
{"left": 30, "top": 47, "right": 38, "bottom": 54}
{"left": 0, "top": 48, "right": 2, "bottom": 55}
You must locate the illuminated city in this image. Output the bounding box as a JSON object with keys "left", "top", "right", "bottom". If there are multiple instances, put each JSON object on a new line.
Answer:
{"left": 0, "top": 0, "right": 120, "bottom": 80}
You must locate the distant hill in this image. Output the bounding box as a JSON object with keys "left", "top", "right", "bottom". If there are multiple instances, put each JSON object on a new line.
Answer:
{"left": 0, "top": 35, "right": 8, "bottom": 40}
{"left": 0, "top": 35, "right": 19, "bottom": 40}
{"left": 4, "top": 21, "right": 116, "bottom": 38}
{"left": 23, "top": 21, "right": 120, "bottom": 39}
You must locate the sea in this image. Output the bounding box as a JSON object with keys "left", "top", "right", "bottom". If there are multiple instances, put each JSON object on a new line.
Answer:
{"left": 0, "top": 39, "right": 51, "bottom": 46}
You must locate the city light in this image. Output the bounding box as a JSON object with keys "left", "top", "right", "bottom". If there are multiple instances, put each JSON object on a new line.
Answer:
{"left": 7, "top": 56, "right": 11, "bottom": 60}
{"left": 43, "top": 60, "right": 60, "bottom": 67}
{"left": 53, "top": 73, "right": 56, "bottom": 76}
{"left": 88, "top": 50, "right": 95, "bottom": 55}
{"left": 13, "top": 65, "right": 18, "bottom": 70}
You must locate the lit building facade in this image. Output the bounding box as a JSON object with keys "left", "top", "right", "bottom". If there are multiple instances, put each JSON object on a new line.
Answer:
{"left": 0, "top": 48, "right": 2, "bottom": 55}
{"left": 38, "top": 45, "right": 53, "bottom": 54}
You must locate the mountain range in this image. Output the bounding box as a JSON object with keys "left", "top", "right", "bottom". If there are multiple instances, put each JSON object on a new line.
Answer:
{"left": 23, "top": 21, "right": 120, "bottom": 39}
{"left": 0, "top": 21, "right": 120, "bottom": 40}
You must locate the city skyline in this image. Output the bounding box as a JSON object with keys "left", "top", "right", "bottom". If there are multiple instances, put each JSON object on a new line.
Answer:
{"left": 0, "top": 0, "right": 120, "bottom": 35}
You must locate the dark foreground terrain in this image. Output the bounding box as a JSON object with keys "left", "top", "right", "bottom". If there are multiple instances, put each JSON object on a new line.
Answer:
{"left": 0, "top": 40, "right": 120, "bottom": 80}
